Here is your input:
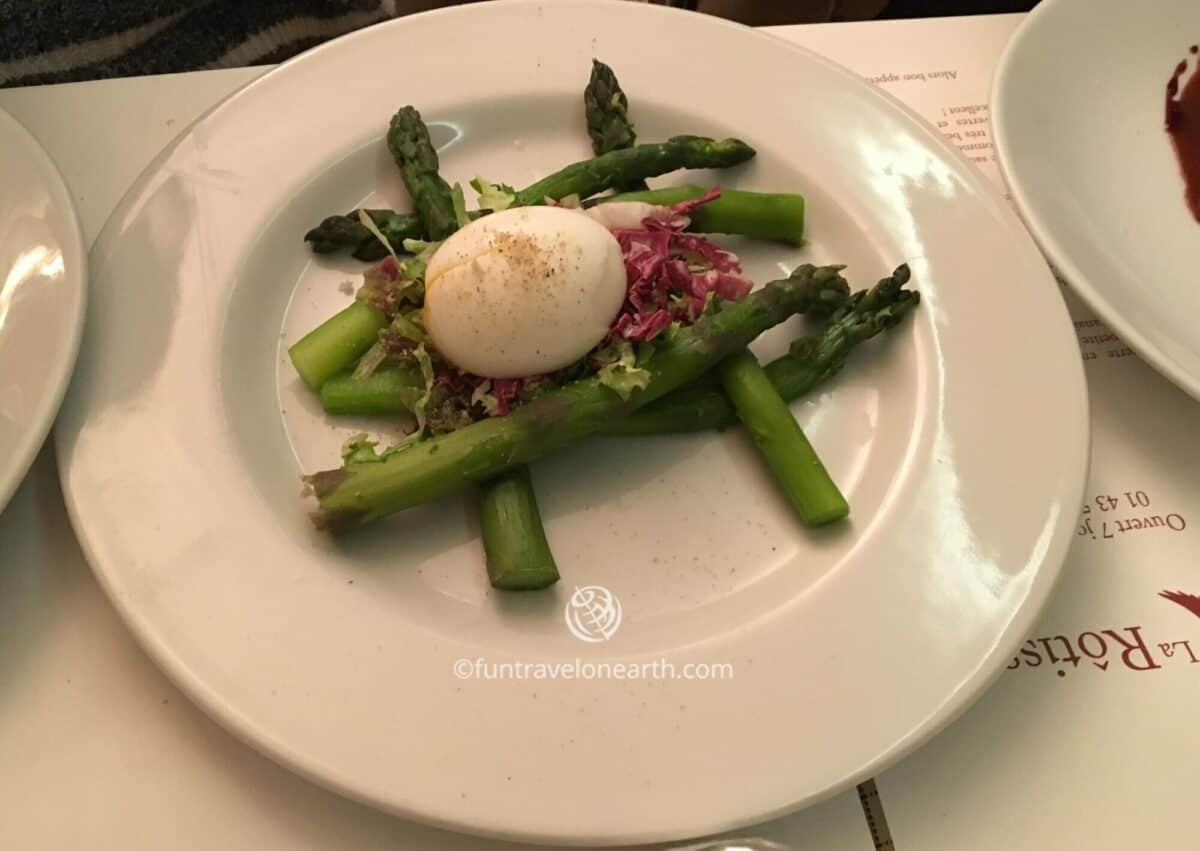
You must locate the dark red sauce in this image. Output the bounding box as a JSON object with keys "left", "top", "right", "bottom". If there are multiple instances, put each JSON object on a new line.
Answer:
{"left": 1165, "top": 45, "right": 1200, "bottom": 223}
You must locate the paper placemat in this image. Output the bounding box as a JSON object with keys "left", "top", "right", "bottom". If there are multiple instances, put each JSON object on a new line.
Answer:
{"left": 774, "top": 14, "right": 1199, "bottom": 849}
{"left": 1, "top": 12, "right": 1193, "bottom": 848}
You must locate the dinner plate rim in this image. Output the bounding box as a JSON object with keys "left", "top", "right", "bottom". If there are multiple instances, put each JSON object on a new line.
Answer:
{"left": 0, "top": 107, "right": 87, "bottom": 511}
{"left": 55, "top": 1, "right": 1089, "bottom": 843}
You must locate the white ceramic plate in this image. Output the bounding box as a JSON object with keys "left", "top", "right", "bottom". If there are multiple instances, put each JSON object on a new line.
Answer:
{"left": 0, "top": 107, "right": 86, "bottom": 512}
{"left": 58, "top": 1, "right": 1088, "bottom": 845}
{"left": 993, "top": 0, "right": 1200, "bottom": 400}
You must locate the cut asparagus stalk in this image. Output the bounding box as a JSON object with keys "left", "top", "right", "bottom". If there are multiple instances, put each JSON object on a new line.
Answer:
{"left": 308, "top": 264, "right": 849, "bottom": 532}
{"left": 479, "top": 58, "right": 652, "bottom": 584}
{"left": 600, "top": 184, "right": 805, "bottom": 245}
{"left": 480, "top": 466, "right": 560, "bottom": 590}
{"left": 719, "top": 349, "right": 848, "bottom": 526}
{"left": 607, "top": 265, "right": 917, "bottom": 434}
{"left": 304, "top": 136, "right": 756, "bottom": 260}
{"left": 301, "top": 109, "right": 453, "bottom": 401}
{"left": 320, "top": 366, "right": 424, "bottom": 415}
{"left": 312, "top": 267, "right": 917, "bottom": 425}
{"left": 288, "top": 301, "right": 387, "bottom": 391}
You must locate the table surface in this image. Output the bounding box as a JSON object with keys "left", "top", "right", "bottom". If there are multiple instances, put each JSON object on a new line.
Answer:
{"left": 3, "top": 12, "right": 1198, "bottom": 850}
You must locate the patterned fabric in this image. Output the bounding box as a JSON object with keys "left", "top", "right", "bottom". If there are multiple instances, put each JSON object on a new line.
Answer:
{"left": 0, "top": 0, "right": 891, "bottom": 89}
{"left": 0, "top": 0, "right": 408, "bottom": 88}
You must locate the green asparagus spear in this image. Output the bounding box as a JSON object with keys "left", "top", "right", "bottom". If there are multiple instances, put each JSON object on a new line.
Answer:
{"left": 719, "top": 350, "right": 849, "bottom": 525}
{"left": 479, "top": 466, "right": 560, "bottom": 590}
{"left": 606, "top": 265, "right": 917, "bottom": 434}
{"left": 305, "top": 105, "right": 464, "bottom": 255}
{"left": 515, "top": 136, "right": 753, "bottom": 207}
{"left": 288, "top": 301, "right": 388, "bottom": 391}
{"left": 585, "top": 59, "right": 646, "bottom": 193}
{"left": 476, "top": 60, "right": 648, "bottom": 585}
{"left": 386, "top": 107, "right": 458, "bottom": 241}
{"left": 304, "top": 209, "right": 483, "bottom": 256}
{"left": 293, "top": 109, "right": 455, "bottom": 397}
{"left": 475, "top": 60, "right": 650, "bottom": 585}
{"left": 585, "top": 60, "right": 637, "bottom": 155}
{"left": 304, "top": 136, "right": 756, "bottom": 259}
{"left": 600, "top": 185, "right": 805, "bottom": 245}
{"left": 391, "top": 107, "right": 548, "bottom": 588}
{"left": 296, "top": 182, "right": 806, "bottom": 396}
{"left": 308, "top": 264, "right": 849, "bottom": 532}
{"left": 320, "top": 365, "right": 424, "bottom": 415}
{"left": 312, "top": 267, "right": 916, "bottom": 421}
{"left": 316, "top": 367, "right": 414, "bottom": 414}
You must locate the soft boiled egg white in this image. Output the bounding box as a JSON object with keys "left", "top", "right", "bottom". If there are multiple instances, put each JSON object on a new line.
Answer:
{"left": 423, "top": 206, "right": 627, "bottom": 379}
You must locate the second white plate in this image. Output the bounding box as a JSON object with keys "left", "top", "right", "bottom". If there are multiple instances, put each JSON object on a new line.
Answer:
{"left": 993, "top": 0, "right": 1200, "bottom": 400}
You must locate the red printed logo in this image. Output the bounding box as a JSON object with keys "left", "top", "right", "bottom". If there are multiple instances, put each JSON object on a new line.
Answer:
{"left": 1160, "top": 590, "right": 1200, "bottom": 619}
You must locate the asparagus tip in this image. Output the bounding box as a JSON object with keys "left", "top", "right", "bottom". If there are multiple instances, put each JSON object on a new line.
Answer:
{"left": 303, "top": 213, "right": 378, "bottom": 257}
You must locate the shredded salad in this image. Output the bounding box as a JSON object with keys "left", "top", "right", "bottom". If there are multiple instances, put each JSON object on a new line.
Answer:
{"left": 345, "top": 188, "right": 753, "bottom": 445}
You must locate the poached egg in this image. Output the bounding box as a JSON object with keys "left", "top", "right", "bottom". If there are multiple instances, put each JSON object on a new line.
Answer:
{"left": 423, "top": 206, "right": 627, "bottom": 379}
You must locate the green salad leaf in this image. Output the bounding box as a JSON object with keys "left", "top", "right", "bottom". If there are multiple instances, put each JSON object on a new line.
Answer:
{"left": 356, "top": 209, "right": 398, "bottom": 259}
{"left": 451, "top": 184, "right": 470, "bottom": 229}
{"left": 595, "top": 340, "right": 651, "bottom": 401}
{"left": 400, "top": 237, "right": 442, "bottom": 279}
{"left": 408, "top": 342, "right": 437, "bottom": 438}
{"left": 470, "top": 176, "right": 516, "bottom": 212}
{"left": 391, "top": 309, "right": 426, "bottom": 344}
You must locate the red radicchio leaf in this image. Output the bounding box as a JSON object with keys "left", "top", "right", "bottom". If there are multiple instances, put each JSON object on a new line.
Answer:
{"left": 490, "top": 378, "right": 524, "bottom": 416}
{"left": 695, "top": 268, "right": 753, "bottom": 301}
{"left": 375, "top": 255, "right": 401, "bottom": 281}
{"left": 446, "top": 372, "right": 534, "bottom": 418}
{"left": 607, "top": 189, "right": 752, "bottom": 342}
{"left": 670, "top": 185, "right": 723, "bottom": 217}
{"left": 649, "top": 185, "right": 725, "bottom": 230}
{"left": 612, "top": 309, "right": 672, "bottom": 342}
